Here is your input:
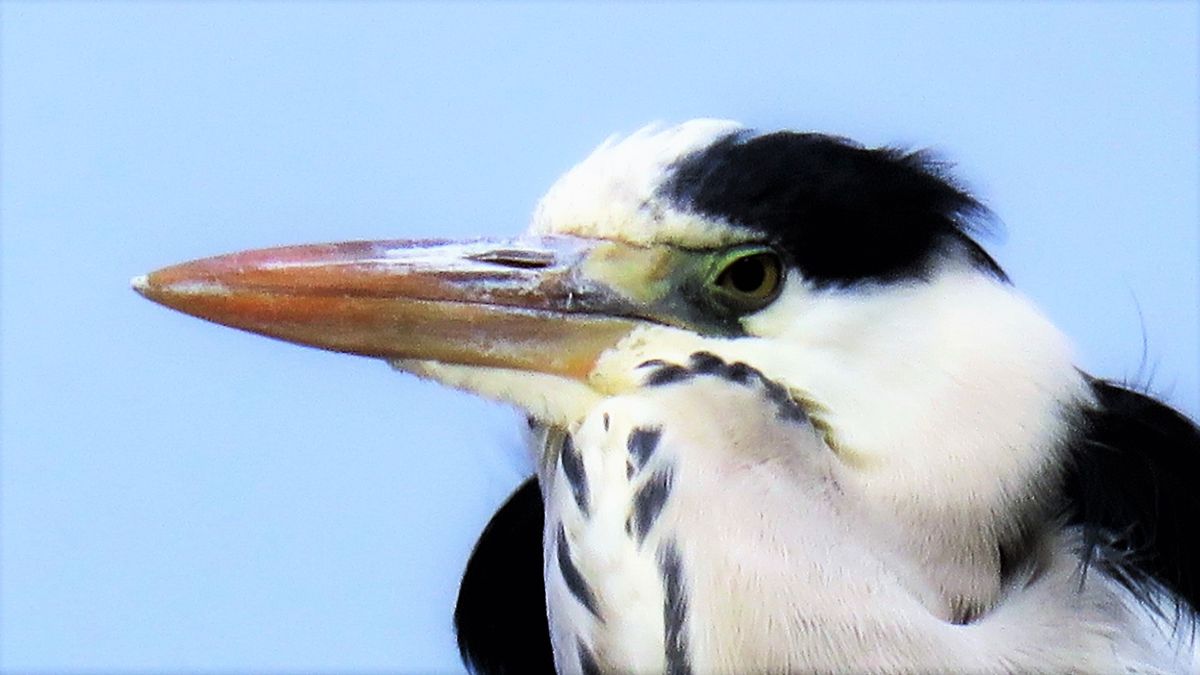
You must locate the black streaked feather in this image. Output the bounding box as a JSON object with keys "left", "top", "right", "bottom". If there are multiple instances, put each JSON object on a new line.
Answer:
{"left": 632, "top": 466, "right": 674, "bottom": 545}
{"left": 659, "top": 540, "right": 692, "bottom": 675}
{"left": 557, "top": 523, "right": 602, "bottom": 619}
{"left": 627, "top": 427, "right": 663, "bottom": 469}
{"left": 1066, "top": 378, "right": 1200, "bottom": 615}
{"left": 454, "top": 478, "right": 555, "bottom": 674}
{"left": 577, "top": 640, "right": 602, "bottom": 675}
{"left": 560, "top": 433, "right": 590, "bottom": 516}
{"left": 645, "top": 364, "right": 692, "bottom": 386}
{"left": 687, "top": 351, "right": 726, "bottom": 374}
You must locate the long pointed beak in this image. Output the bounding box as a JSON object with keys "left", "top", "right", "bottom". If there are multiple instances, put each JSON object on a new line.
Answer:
{"left": 133, "top": 236, "right": 659, "bottom": 380}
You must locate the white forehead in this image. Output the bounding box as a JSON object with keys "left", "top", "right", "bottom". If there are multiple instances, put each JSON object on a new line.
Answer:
{"left": 529, "top": 119, "right": 759, "bottom": 248}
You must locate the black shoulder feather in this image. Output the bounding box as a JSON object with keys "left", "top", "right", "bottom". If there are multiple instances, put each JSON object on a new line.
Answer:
{"left": 1066, "top": 378, "right": 1200, "bottom": 614}
{"left": 454, "top": 477, "right": 555, "bottom": 674}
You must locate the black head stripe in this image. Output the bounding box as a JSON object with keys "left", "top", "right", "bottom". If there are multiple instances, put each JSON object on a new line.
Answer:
{"left": 660, "top": 130, "right": 1005, "bottom": 287}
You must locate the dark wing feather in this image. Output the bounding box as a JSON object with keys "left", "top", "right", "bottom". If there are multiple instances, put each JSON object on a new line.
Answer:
{"left": 1066, "top": 378, "right": 1200, "bottom": 614}
{"left": 454, "top": 477, "right": 555, "bottom": 674}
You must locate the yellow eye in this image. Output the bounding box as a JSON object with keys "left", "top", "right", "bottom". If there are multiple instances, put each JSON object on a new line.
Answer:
{"left": 710, "top": 249, "right": 784, "bottom": 312}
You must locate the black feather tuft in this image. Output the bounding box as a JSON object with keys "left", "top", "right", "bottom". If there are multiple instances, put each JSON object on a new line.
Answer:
{"left": 454, "top": 478, "right": 556, "bottom": 674}
{"left": 1066, "top": 379, "right": 1200, "bottom": 617}
{"left": 661, "top": 130, "right": 1005, "bottom": 287}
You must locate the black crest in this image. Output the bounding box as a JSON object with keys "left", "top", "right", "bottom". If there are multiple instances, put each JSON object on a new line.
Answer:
{"left": 661, "top": 130, "right": 1005, "bottom": 287}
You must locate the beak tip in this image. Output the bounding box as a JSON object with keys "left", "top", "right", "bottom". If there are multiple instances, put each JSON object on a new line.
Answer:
{"left": 131, "top": 274, "right": 150, "bottom": 295}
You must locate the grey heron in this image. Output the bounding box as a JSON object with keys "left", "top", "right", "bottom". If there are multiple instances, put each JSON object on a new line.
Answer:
{"left": 134, "top": 120, "right": 1200, "bottom": 673}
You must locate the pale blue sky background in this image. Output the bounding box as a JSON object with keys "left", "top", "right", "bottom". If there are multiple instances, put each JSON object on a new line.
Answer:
{"left": 2, "top": 2, "right": 1197, "bottom": 672}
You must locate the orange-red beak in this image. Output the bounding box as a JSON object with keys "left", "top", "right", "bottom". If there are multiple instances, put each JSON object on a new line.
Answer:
{"left": 133, "top": 236, "right": 663, "bottom": 380}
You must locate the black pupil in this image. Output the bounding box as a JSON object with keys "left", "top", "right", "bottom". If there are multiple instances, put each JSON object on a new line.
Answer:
{"left": 726, "top": 256, "right": 767, "bottom": 293}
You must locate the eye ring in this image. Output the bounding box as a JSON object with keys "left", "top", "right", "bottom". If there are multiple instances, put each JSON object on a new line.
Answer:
{"left": 709, "top": 248, "right": 784, "bottom": 314}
